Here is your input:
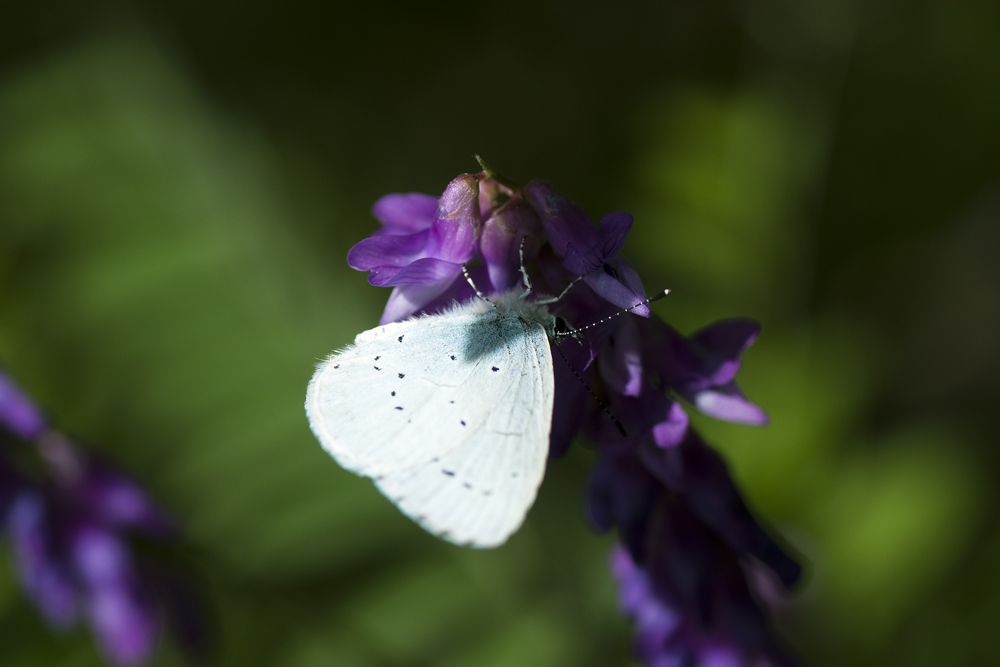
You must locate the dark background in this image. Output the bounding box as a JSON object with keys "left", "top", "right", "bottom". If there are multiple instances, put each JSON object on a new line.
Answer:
{"left": 1, "top": 1, "right": 998, "bottom": 665}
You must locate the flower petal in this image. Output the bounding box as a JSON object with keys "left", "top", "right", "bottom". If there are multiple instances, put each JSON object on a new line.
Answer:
{"left": 8, "top": 493, "right": 79, "bottom": 627}
{"left": 346, "top": 230, "right": 430, "bottom": 271}
{"left": 0, "top": 370, "right": 47, "bottom": 440}
{"left": 651, "top": 402, "right": 689, "bottom": 449}
{"left": 74, "top": 466, "right": 174, "bottom": 535}
{"left": 481, "top": 199, "right": 543, "bottom": 292}
{"left": 690, "top": 382, "right": 768, "bottom": 425}
{"left": 598, "top": 317, "right": 643, "bottom": 397}
{"left": 379, "top": 277, "right": 460, "bottom": 324}
{"left": 371, "top": 193, "right": 439, "bottom": 234}
{"left": 427, "top": 174, "right": 480, "bottom": 263}
{"left": 606, "top": 255, "right": 647, "bottom": 305}
{"left": 598, "top": 212, "right": 633, "bottom": 259}
{"left": 587, "top": 452, "right": 659, "bottom": 558}
{"left": 368, "top": 258, "right": 462, "bottom": 287}
{"left": 524, "top": 179, "right": 600, "bottom": 259}
{"left": 691, "top": 319, "right": 761, "bottom": 386}
{"left": 72, "top": 525, "right": 158, "bottom": 666}
{"left": 584, "top": 270, "right": 651, "bottom": 317}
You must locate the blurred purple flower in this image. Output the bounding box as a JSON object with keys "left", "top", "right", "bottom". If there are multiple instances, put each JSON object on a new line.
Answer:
{"left": 349, "top": 166, "right": 801, "bottom": 667}
{"left": 0, "top": 368, "right": 197, "bottom": 666}
{"left": 0, "top": 368, "right": 47, "bottom": 440}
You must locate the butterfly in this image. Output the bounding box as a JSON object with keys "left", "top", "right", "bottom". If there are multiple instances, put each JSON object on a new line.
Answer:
{"left": 305, "top": 290, "right": 557, "bottom": 548}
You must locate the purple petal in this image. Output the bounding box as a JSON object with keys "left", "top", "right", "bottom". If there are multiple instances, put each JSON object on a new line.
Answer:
{"left": 524, "top": 179, "right": 600, "bottom": 259}
{"left": 562, "top": 242, "right": 604, "bottom": 275}
{"left": 88, "top": 585, "right": 159, "bottom": 667}
{"left": 598, "top": 317, "right": 643, "bottom": 397}
{"left": 0, "top": 370, "right": 47, "bottom": 440}
{"left": 691, "top": 382, "right": 768, "bottom": 425}
{"left": 691, "top": 319, "right": 761, "bottom": 386}
{"left": 610, "top": 546, "right": 682, "bottom": 659}
{"left": 379, "top": 277, "right": 460, "bottom": 324}
{"left": 606, "top": 255, "right": 648, "bottom": 305}
{"left": 652, "top": 402, "right": 689, "bottom": 449}
{"left": 481, "top": 199, "right": 543, "bottom": 292}
{"left": 71, "top": 525, "right": 159, "bottom": 666}
{"left": 346, "top": 230, "right": 430, "bottom": 271}
{"left": 556, "top": 212, "right": 635, "bottom": 277}
{"left": 8, "top": 492, "right": 79, "bottom": 627}
{"left": 72, "top": 525, "right": 129, "bottom": 584}
{"left": 640, "top": 318, "right": 721, "bottom": 393}
{"left": 368, "top": 258, "right": 463, "bottom": 287}
{"left": 372, "top": 193, "right": 439, "bottom": 233}
{"left": 584, "top": 270, "right": 651, "bottom": 317}
{"left": 598, "top": 212, "right": 633, "bottom": 259}
{"left": 75, "top": 466, "right": 173, "bottom": 535}
{"left": 586, "top": 451, "right": 659, "bottom": 558}
{"left": 426, "top": 174, "right": 480, "bottom": 263}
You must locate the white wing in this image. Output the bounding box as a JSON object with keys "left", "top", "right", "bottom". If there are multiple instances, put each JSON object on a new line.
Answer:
{"left": 305, "top": 306, "right": 554, "bottom": 548}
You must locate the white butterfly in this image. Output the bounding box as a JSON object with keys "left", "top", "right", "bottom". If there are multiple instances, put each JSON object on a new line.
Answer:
{"left": 305, "top": 290, "right": 557, "bottom": 548}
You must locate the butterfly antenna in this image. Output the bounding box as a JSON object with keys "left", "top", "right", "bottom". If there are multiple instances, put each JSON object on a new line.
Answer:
{"left": 553, "top": 344, "right": 628, "bottom": 438}
{"left": 554, "top": 289, "right": 670, "bottom": 339}
{"left": 462, "top": 263, "right": 496, "bottom": 308}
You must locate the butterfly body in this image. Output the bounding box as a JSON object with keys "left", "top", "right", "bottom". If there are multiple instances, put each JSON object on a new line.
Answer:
{"left": 305, "top": 290, "right": 556, "bottom": 547}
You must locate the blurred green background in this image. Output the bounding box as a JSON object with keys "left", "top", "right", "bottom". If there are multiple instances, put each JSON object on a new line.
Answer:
{"left": 1, "top": 1, "right": 998, "bottom": 665}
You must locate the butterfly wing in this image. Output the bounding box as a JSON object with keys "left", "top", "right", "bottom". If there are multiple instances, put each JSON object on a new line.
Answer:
{"left": 305, "top": 307, "right": 554, "bottom": 547}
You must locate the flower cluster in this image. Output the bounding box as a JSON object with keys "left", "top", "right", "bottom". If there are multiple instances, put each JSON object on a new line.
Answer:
{"left": 350, "top": 166, "right": 801, "bottom": 666}
{"left": 0, "top": 370, "right": 201, "bottom": 665}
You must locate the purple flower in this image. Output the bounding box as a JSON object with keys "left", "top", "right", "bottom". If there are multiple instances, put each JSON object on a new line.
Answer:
{"left": 348, "top": 166, "right": 801, "bottom": 667}
{"left": 349, "top": 174, "right": 481, "bottom": 324}
{"left": 0, "top": 369, "right": 196, "bottom": 666}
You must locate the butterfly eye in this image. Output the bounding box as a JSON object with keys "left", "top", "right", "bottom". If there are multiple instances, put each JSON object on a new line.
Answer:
{"left": 554, "top": 317, "right": 570, "bottom": 335}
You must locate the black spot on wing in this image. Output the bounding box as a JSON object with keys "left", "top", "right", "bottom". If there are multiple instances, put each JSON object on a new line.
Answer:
{"left": 391, "top": 391, "right": 396, "bottom": 396}
{"left": 395, "top": 406, "right": 403, "bottom": 411}
{"left": 374, "top": 366, "right": 381, "bottom": 371}
{"left": 398, "top": 335, "right": 404, "bottom": 342}
{"left": 398, "top": 373, "right": 405, "bottom": 379}
{"left": 450, "top": 355, "right": 456, "bottom": 360}
{"left": 442, "top": 469, "right": 455, "bottom": 477}
{"left": 463, "top": 482, "right": 472, "bottom": 489}
{"left": 491, "top": 366, "right": 499, "bottom": 372}
{"left": 460, "top": 420, "right": 466, "bottom": 426}
{"left": 374, "top": 355, "right": 380, "bottom": 361}
{"left": 333, "top": 364, "right": 340, "bottom": 369}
